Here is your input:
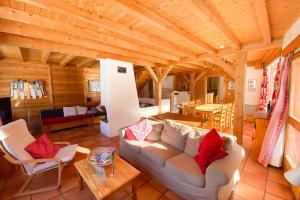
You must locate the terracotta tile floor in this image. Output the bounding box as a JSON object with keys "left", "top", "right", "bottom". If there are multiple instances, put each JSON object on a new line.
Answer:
{"left": 0, "top": 122, "right": 295, "bottom": 200}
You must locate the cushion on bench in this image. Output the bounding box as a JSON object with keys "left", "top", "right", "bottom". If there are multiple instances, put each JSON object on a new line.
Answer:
{"left": 41, "top": 109, "right": 64, "bottom": 119}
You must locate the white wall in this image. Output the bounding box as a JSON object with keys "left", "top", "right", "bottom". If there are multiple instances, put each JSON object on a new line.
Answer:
{"left": 282, "top": 17, "right": 300, "bottom": 49}
{"left": 244, "top": 67, "right": 263, "bottom": 105}
{"left": 100, "top": 59, "right": 141, "bottom": 137}
{"left": 162, "top": 76, "right": 174, "bottom": 89}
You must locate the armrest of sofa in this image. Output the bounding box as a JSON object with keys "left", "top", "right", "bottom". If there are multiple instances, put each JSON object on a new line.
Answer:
{"left": 119, "top": 126, "right": 129, "bottom": 142}
{"left": 205, "top": 144, "right": 245, "bottom": 188}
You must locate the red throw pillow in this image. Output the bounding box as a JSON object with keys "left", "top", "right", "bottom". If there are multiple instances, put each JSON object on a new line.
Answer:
{"left": 25, "top": 134, "right": 60, "bottom": 159}
{"left": 125, "top": 128, "right": 137, "bottom": 140}
{"left": 195, "top": 128, "right": 228, "bottom": 174}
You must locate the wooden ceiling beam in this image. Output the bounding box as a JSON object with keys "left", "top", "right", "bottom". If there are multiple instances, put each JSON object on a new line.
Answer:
{"left": 206, "top": 55, "right": 235, "bottom": 79}
{"left": 0, "top": 7, "right": 181, "bottom": 61}
{"left": 0, "top": 33, "right": 159, "bottom": 68}
{"left": 15, "top": 46, "right": 24, "bottom": 62}
{"left": 16, "top": 0, "right": 197, "bottom": 58}
{"left": 194, "top": 71, "right": 206, "bottom": 83}
{"left": 263, "top": 48, "right": 281, "bottom": 66}
{"left": 41, "top": 50, "right": 50, "bottom": 64}
{"left": 77, "top": 58, "right": 94, "bottom": 68}
{"left": 60, "top": 55, "right": 75, "bottom": 67}
{"left": 182, "top": 39, "right": 282, "bottom": 64}
{"left": 252, "top": 0, "right": 272, "bottom": 45}
{"left": 0, "top": 19, "right": 171, "bottom": 65}
{"left": 185, "top": 0, "right": 240, "bottom": 49}
{"left": 144, "top": 66, "right": 159, "bottom": 83}
{"left": 160, "top": 65, "right": 174, "bottom": 81}
{"left": 113, "top": 0, "right": 215, "bottom": 54}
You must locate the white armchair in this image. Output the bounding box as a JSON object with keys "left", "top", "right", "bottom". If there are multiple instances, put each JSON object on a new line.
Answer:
{"left": 0, "top": 119, "right": 77, "bottom": 197}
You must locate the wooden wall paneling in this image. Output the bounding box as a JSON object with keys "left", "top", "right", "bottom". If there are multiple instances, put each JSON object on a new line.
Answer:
{"left": 83, "top": 66, "right": 100, "bottom": 104}
{"left": 50, "top": 63, "right": 85, "bottom": 108}
{"left": 0, "top": 59, "right": 52, "bottom": 132}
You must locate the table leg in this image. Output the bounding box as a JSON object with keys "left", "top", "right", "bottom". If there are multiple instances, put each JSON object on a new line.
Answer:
{"left": 77, "top": 172, "right": 84, "bottom": 190}
{"left": 132, "top": 178, "right": 138, "bottom": 200}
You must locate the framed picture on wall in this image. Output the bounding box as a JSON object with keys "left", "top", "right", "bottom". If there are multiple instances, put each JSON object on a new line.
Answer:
{"left": 88, "top": 80, "right": 100, "bottom": 92}
{"left": 248, "top": 79, "right": 257, "bottom": 92}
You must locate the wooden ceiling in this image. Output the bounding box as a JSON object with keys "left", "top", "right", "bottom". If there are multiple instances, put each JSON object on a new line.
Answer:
{"left": 0, "top": 0, "right": 299, "bottom": 74}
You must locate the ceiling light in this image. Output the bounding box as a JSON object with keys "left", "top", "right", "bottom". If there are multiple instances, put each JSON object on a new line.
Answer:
{"left": 219, "top": 44, "right": 225, "bottom": 49}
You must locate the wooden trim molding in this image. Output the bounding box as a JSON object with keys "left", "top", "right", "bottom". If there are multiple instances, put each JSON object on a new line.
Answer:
{"left": 288, "top": 116, "right": 300, "bottom": 132}
{"left": 292, "top": 51, "right": 300, "bottom": 61}
{"left": 282, "top": 34, "right": 300, "bottom": 56}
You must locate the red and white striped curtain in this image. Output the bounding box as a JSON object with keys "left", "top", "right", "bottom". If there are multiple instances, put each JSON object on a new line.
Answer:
{"left": 258, "top": 52, "right": 294, "bottom": 167}
{"left": 271, "top": 58, "right": 282, "bottom": 112}
{"left": 258, "top": 66, "right": 269, "bottom": 113}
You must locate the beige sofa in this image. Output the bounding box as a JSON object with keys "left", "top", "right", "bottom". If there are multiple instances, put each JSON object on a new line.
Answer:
{"left": 119, "top": 119, "right": 245, "bottom": 200}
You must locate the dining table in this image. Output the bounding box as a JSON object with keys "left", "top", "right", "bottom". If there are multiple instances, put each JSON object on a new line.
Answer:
{"left": 194, "top": 104, "right": 224, "bottom": 128}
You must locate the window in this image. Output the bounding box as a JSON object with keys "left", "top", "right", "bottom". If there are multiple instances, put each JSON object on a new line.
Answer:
{"left": 286, "top": 56, "right": 300, "bottom": 167}
{"left": 289, "top": 57, "right": 300, "bottom": 120}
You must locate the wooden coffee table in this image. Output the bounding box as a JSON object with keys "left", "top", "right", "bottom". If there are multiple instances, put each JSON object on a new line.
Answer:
{"left": 74, "top": 155, "right": 140, "bottom": 200}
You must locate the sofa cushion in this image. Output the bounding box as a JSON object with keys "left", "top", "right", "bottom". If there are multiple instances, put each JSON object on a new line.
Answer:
{"left": 41, "top": 114, "right": 93, "bottom": 125}
{"left": 161, "top": 120, "right": 191, "bottom": 151}
{"left": 141, "top": 142, "right": 181, "bottom": 166}
{"left": 123, "top": 139, "right": 153, "bottom": 154}
{"left": 195, "top": 128, "right": 228, "bottom": 174}
{"left": 165, "top": 153, "right": 205, "bottom": 187}
{"left": 128, "top": 118, "right": 153, "bottom": 141}
{"left": 184, "top": 128, "right": 235, "bottom": 157}
{"left": 184, "top": 128, "right": 207, "bottom": 157}
{"left": 145, "top": 120, "right": 164, "bottom": 142}
{"left": 125, "top": 129, "right": 137, "bottom": 140}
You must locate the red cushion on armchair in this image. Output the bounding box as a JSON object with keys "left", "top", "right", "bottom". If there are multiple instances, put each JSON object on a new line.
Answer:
{"left": 25, "top": 134, "right": 60, "bottom": 159}
{"left": 125, "top": 128, "right": 137, "bottom": 140}
{"left": 195, "top": 128, "right": 228, "bottom": 174}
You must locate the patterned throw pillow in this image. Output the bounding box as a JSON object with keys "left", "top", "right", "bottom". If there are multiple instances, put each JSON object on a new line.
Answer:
{"left": 128, "top": 118, "right": 153, "bottom": 141}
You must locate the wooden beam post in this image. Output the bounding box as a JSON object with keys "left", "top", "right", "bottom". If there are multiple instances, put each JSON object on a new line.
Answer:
{"left": 41, "top": 50, "right": 50, "bottom": 64}
{"left": 233, "top": 51, "right": 247, "bottom": 144}
{"left": 194, "top": 71, "right": 206, "bottom": 83}
{"left": 160, "top": 65, "right": 174, "bottom": 81}
{"left": 48, "top": 63, "right": 54, "bottom": 108}
{"left": 60, "top": 55, "right": 75, "bottom": 67}
{"left": 15, "top": 47, "right": 24, "bottom": 62}
{"left": 77, "top": 58, "right": 93, "bottom": 68}
{"left": 190, "top": 72, "right": 196, "bottom": 100}
{"left": 144, "top": 65, "right": 173, "bottom": 113}
{"left": 144, "top": 66, "right": 158, "bottom": 83}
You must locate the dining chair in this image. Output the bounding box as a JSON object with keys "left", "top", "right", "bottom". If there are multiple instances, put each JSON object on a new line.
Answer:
{"left": 0, "top": 119, "right": 78, "bottom": 197}
{"left": 213, "top": 104, "right": 228, "bottom": 132}
{"left": 226, "top": 103, "right": 233, "bottom": 128}
{"left": 195, "top": 99, "right": 202, "bottom": 106}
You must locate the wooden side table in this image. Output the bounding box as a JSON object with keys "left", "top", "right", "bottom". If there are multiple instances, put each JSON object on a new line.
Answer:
{"left": 74, "top": 155, "right": 140, "bottom": 200}
{"left": 252, "top": 112, "right": 270, "bottom": 161}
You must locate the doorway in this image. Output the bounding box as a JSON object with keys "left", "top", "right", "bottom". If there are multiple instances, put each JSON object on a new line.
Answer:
{"left": 207, "top": 76, "right": 224, "bottom": 102}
